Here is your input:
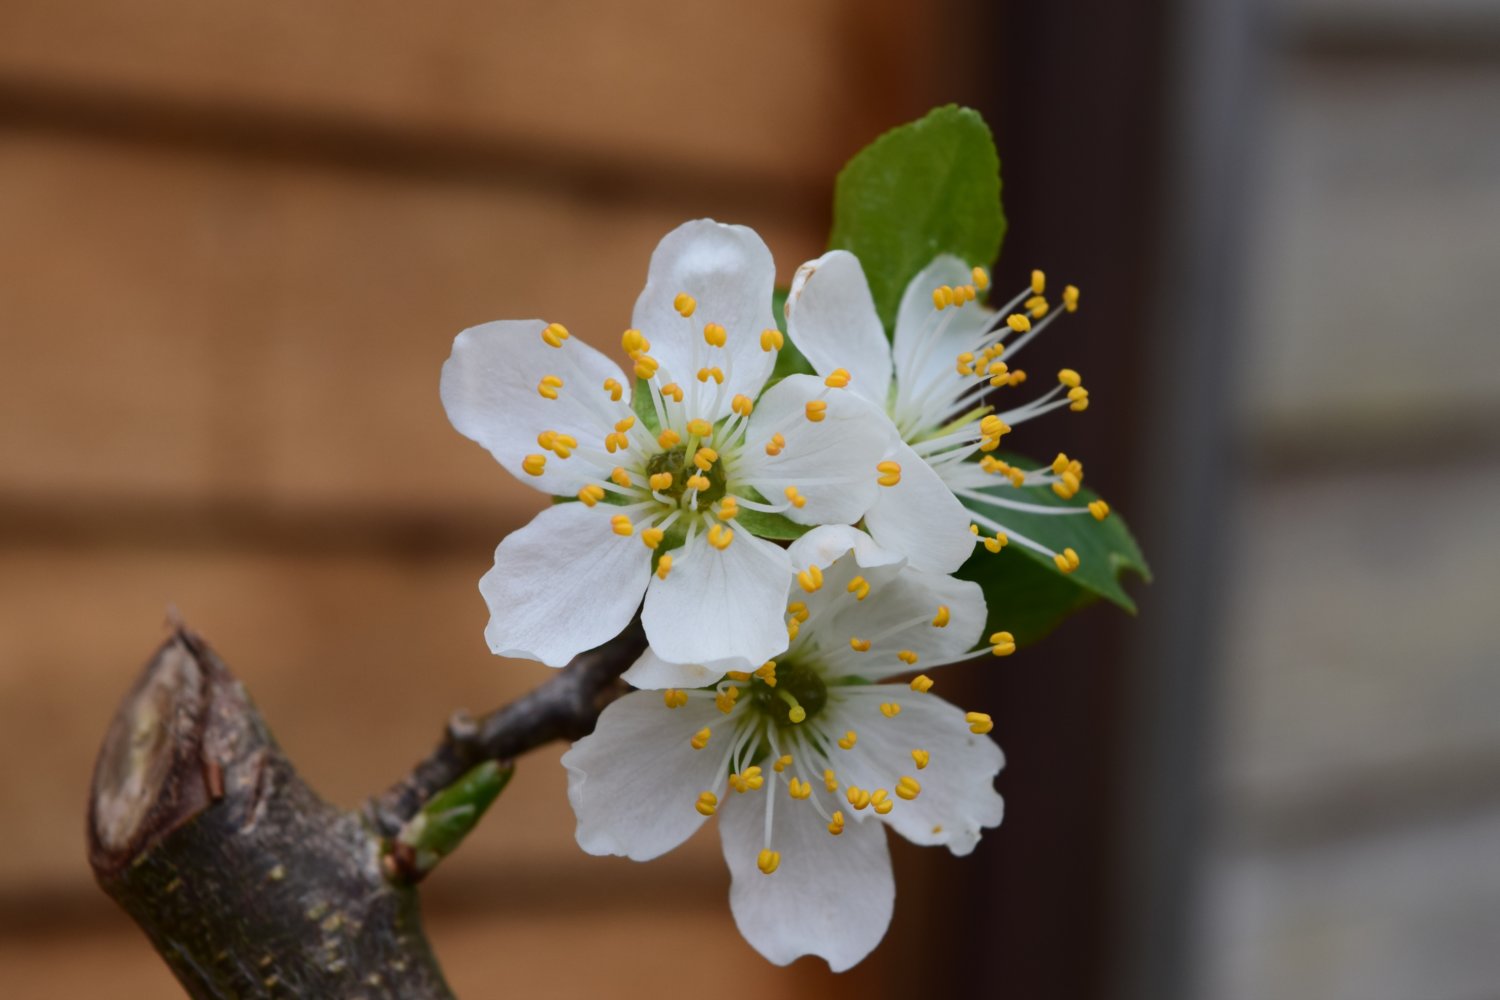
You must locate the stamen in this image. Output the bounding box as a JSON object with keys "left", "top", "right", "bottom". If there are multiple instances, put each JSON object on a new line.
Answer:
{"left": 703, "top": 323, "right": 727, "bottom": 347}
{"left": 706, "top": 523, "right": 734, "bottom": 550}
{"left": 1007, "top": 314, "right": 1031, "bottom": 334}
{"left": 696, "top": 791, "right": 719, "bottom": 816}
{"left": 522, "top": 454, "right": 546, "bottom": 477}
{"left": 1051, "top": 547, "right": 1081, "bottom": 573}
{"left": 663, "top": 689, "right": 688, "bottom": 709}
{"left": 610, "top": 514, "right": 634, "bottom": 537}
{"left": 805, "top": 400, "right": 827, "bottom": 423}
{"left": 765, "top": 433, "right": 785, "bottom": 456}
{"left": 896, "top": 776, "right": 921, "bottom": 801}
{"left": 760, "top": 328, "right": 784, "bottom": 352}
{"left": 717, "top": 496, "right": 739, "bottom": 520}
{"left": 611, "top": 466, "right": 633, "bottom": 488}
{"left": 824, "top": 368, "right": 851, "bottom": 389}
{"left": 656, "top": 554, "right": 673, "bottom": 580}
{"left": 657, "top": 429, "right": 681, "bottom": 449}
{"left": 787, "top": 778, "right": 812, "bottom": 800}
{"left": 876, "top": 460, "right": 902, "bottom": 487}
{"left": 674, "top": 293, "right": 697, "bottom": 318}
{"left": 697, "top": 366, "right": 725, "bottom": 384}
{"left": 966, "top": 712, "right": 995, "bottom": 735}
{"left": 823, "top": 769, "right": 838, "bottom": 793}
{"left": 827, "top": 811, "right": 845, "bottom": 836}
{"left": 931, "top": 605, "right": 951, "bottom": 628}
{"left": 850, "top": 637, "right": 872, "bottom": 652}
{"left": 847, "top": 786, "right": 871, "bottom": 810}
{"left": 730, "top": 765, "right": 764, "bottom": 792}
{"left": 1031, "top": 269, "right": 1046, "bottom": 295}
{"left": 1063, "top": 285, "right": 1081, "bottom": 312}
{"left": 577, "top": 484, "right": 605, "bottom": 506}
{"left": 693, "top": 447, "right": 718, "bottom": 470}
{"left": 785, "top": 486, "right": 807, "bottom": 509}
{"left": 911, "top": 749, "right": 930, "bottom": 770}
{"left": 787, "top": 601, "right": 809, "bottom": 622}
{"left": 898, "top": 650, "right": 919, "bottom": 666}
{"left": 1089, "top": 500, "right": 1111, "bottom": 520}
{"left": 773, "top": 754, "right": 793, "bottom": 773}
{"left": 686, "top": 418, "right": 712, "bottom": 438}
{"left": 685, "top": 474, "right": 711, "bottom": 493}
{"left": 972, "top": 266, "right": 990, "bottom": 290}
{"left": 991, "top": 631, "right": 1016, "bottom": 656}
{"left": 621, "top": 329, "right": 648, "bottom": 356}
{"left": 541, "top": 322, "right": 570, "bottom": 348}
{"left": 837, "top": 730, "right": 858, "bottom": 750}
{"left": 879, "top": 702, "right": 902, "bottom": 718}
{"left": 640, "top": 527, "right": 665, "bottom": 549}
{"left": 846, "top": 575, "right": 871, "bottom": 601}
{"left": 796, "top": 563, "right": 823, "bottom": 592}
{"left": 602, "top": 377, "right": 623, "bottom": 402}
{"left": 537, "top": 375, "right": 563, "bottom": 399}
{"left": 732, "top": 394, "right": 754, "bottom": 416}
{"left": 716, "top": 686, "right": 741, "bottom": 714}
{"left": 648, "top": 471, "right": 674, "bottom": 491}
{"left": 634, "top": 354, "right": 659, "bottom": 380}
{"left": 690, "top": 727, "right": 712, "bottom": 750}
{"left": 756, "top": 849, "right": 780, "bottom": 875}
{"left": 871, "top": 789, "right": 893, "bottom": 815}
{"left": 660, "top": 382, "right": 684, "bottom": 403}
{"left": 910, "top": 674, "right": 934, "bottom": 693}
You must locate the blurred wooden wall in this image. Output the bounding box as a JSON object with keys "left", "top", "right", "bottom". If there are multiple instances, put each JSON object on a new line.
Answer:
{"left": 0, "top": 3, "right": 955, "bottom": 995}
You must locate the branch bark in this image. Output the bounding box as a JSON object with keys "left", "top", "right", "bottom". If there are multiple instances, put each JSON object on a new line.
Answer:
{"left": 88, "top": 624, "right": 644, "bottom": 998}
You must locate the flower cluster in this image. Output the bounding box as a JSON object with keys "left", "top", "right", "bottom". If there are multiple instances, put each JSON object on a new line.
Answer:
{"left": 442, "top": 219, "right": 1108, "bottom": 969}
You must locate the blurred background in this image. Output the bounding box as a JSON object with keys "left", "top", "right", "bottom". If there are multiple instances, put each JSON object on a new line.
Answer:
{"left": 1, "top": 0, "right": 1497, "bottom": 997}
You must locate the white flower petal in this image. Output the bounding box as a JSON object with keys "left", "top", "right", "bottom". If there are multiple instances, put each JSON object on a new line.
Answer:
{"left": 631, "top": 220, "right": 777, "bottom": 422}
{"left": 785, "top": 525, "right": 905, "bottom": 575}
{"left": 719, "top": 777, "right": 894, "bottom": 971}
{"left": 641, "top": 531, "right": 792, "bottom": 670}
{"left": 480, "top": 503, "right": 651, "bottom": 667}
{"left": 862, "top": 440, "right": 976, "bottom": 574}
{"left": 891, "top": 255, "right": 995, "bottom": 397}
{"left": 735, "top": 374, "right": 894, "bottom": 526}
{"left": 830, "top": 689, "right": 1004, "bottom": 856}
{"left": 562, "top": 690, "right": 728, "bottom": 861}
{"left": 621, "top": 647, "right": 728, "bottom": 690}
{"left": 822, "top": 566, "right": 986, "bottom": 681}
{"left": 441, "top": 320, "right": 628, "bottom": 495}
{"left": 784, "top": 250, "right": 892, "bottom": 410}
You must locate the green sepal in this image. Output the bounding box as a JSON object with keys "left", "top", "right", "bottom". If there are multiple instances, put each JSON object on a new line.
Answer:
{"left": 829, "top": 104, "right": 1006, "bottom": 332}
{"left": 395, "top": 760, "right": 513, "bottom": 876}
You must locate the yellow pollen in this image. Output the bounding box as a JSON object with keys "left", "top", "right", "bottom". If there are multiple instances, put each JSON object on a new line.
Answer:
{"left": 693, "top": 447, "right": 718, "bottom": 471}
{"left": 932, "top": 287, "right": 949, "bottom": 310}
{"left": 983, "top": 534, "right": 1008, "bottom": 554}
{"left": 657, "top": 429, "right": 681, "bottom": 449}
{"left": 695, "top": 791, "right": 718, "bottom": 816}
{"left": 756, "top": 661, "right": 778, "bottom": 685}
{"left": 850, "top": 637, "right": 872, "bottom": 652}
{"left": 656, "top": 554, "right": 673, "bottom": 580}
{"left": 706, "top": 523, "right": 734, "bottom": 550}
{"left": 785, "top": 485, "right": 807, "bottom": 509}
{"left": 725, "top": 670, "right": 751, "bottom": 682}
{"left": 956, "top": 352, "right": 976, "bottom": 376}
{"left": 716, "top": 686, "right": 741, "bottom": 714}
{"left": 640, "top": 527, "right": 665, "bottom": 550}
{"left": 786, "top": 619, "right": 800, "bottom": 641}
{"left": 604, "top": 430, "right": 630, "bottom": 452}
{"left": 773, "top": 753, "right": 793, "bottom": 773}
{"left": 648, "top": 472, "right": 674, "bottom": 492}
{"left": 1069, "top": 388, "right": 1090, "bottom": 412}
{"left": 522, "top": 454, "right": 546, "bottom": 477}
{"left": 847, "top": 786, "right": 871, "bottom": 810}
{"left": 932, "top": 825, "right": 943, "bottom": 834}
{"left": 703, "top": 322, "right": 727, "bottom": 347}
{"left": 898, "top": 650, "right": 920, "bottom": 666}
{"left": 824, "top": 368, "right": 852, "bottom": 389}
{"left": 1006, "top": 314, "right": 1031, "bottom": 334}
{"left": 910, "top": 674, "right": 934, "bottom": 693}
{"left": 614, "top": 415, "right": 636, "bottom": 433}
{"left": 966, "top": 712, "right": 995, "bottom": 735}
{"left": 911, "top": 749, "right": 930, "bottom": 770}
{"left": 846, "top": 575, "right": 871, "bottom": 601}
{"left": 690, "top": 727, "right": 711, "bottom": 750}
{"left": 1063, "top": 285, "right": 1081, "bottom": 312}
{"left": 717, "top": 496, "right": 739, "bottom": 520}
{"left": 1027, "top": 295, "right": 1050, "bottom": 319}
{"left": 828, "top": 811, "right": 845, "bottom": 836}
{"left": 686, "top": 473, "right": 711, "bottom": 492}
{"left": 760, "top": 328, "right": 784, "bottom": 352}
{"left": 972, "top": 265, "right": 990, "bottom": 290}
{"left": 980, "top": 415, "right": 1009, "bottom": 438}
{"left": 1058, "top": 368, "right": 1082, "bottom": 388}
{"left": 1090, "top": 500, "right": 1111, "bottom": 520}
{"left": 537, "top": 375, "right": 563, "bottom": 399}
{"left": 787, "top": 601, "right": 809, "bottom": 622}
{"left": 621, "top": 329, "right": 648, "bottom": 355}
{"left": 697, "top": 366, "right": 725, "bottom": 384}
{"left": 603, "top": 377, "right": 623, "bottom": 402}
{"left": 805, "top": 400, "right": 827, "bottom": 423}
{"left": 730, "top": 765, "right": 763, "bottom": 793}
{"left": 788, "top": 777, "right": 812, "bottom": 800}
{"left": 1031, "top": 269, "right": 1046, "bottom": 295}
{"left": 876, "top": 460, "right": 902, "bottom": 487}
{"left": 838, "top": 730, "right": 858, "bottom": 750}
{"left": 663, "top": 689, "right": 688, "bottom": 709}
{"left": 660, "top": 382, "right": 684, "bottom": 403}
{"left": 577, "top": 484, "right": 605, "bottom": 506}
{"left": 871, "top": 789, "right": 893, "bottom": 815}
{"left": 931, "top": 605, "right": 951, "bottom": 628}
{"left": 611, "top": 466, "right": 633, "bottom": 488}
{"left": 634, "top": 358, "right": 659, "bottom": 381}
{"left": 756, "top": 849, "right": 780, "bottom": 875}
{"left": 787, "top": 705, "right": 806, "bottom": 723}
{"left": 674, "top": 292, "right": 697, "bottom": 318}
{"left": 796, "top": 563, "right": 823, "bottom": 593}
{"left": 991, "top": 631, "right": 1016, "bottom": 656}
{"left": 685, "top": 418, "right": 712, "bottom": 438}
{"left": 765, "top": 432, "right": 785, "bottom": 456}
{"left": 732, "top": 394, "right": 754, "bottom": 416}
{"left": 823, "top": 769, "right": 838, "bottom": 793}
{"left": 611, "top": 514, "right": 634, "bottom": 537}
{"left": 880, "top": 702, "right": 902, "bottom": 718}
{"left": 541, "top": 322, "right": 570, "bottom": 348}
{"left": 896, "top": 776, "right": 921, "bottom": 801}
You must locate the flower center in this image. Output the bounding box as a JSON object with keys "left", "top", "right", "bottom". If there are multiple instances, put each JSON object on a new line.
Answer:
{"left": 646, "top": 444, "right": 729, "bottom": 505}
{"left": 749, "top": 658, "right": 828, "bottom": 729}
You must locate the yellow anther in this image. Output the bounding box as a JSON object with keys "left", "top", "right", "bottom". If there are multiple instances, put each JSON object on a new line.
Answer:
{"left": 824, "top": 368, "right": 852, "bottom": 389}
{"left": 972, "top": 265, "right": 990, "bottom": 290}
{"left": 1063, "top": 285, "right": 1081, "bottom": 312}
{"left": 896, "top": 776, "right": 922, "bottom": 801}
{"left": 773, "top": 753, "right": 793, "bottom": 773}
{"left": 730, "top": 765, "right": 763, "bottom": 792}
{"left": 910, "top": 674, "right": 934, "bottom": 693}
{"left": 756, "top": 661, "right": 778, "bottom": 685}
{"left": 983, "top": 535, "right": 1008, "bottom": 554}
{"left": 846, "top": 575, "right": 871, "bottom": 601}
{"left": 898, "top": 650, "right": 919, "bottom": 666}
{"left": 683, "top": 419, "right": 711, "bottom": 439}
{"left": 648, "top": 472, "right": 674, "bottom": 492}
{"left": 674, "top": 292, "right": 697, "bottom": 318}
{"left": 611, "top": 514, "right": 634, "bottom": 537}
{"left": 1089, "top": 499, "right": 1111, "bottom": 520}
{"left": 541, "top": 322, "right": 570, "bottom": 348}
{"left": 824, "top": 769, "right": 838, "bottom": 793}
{"left": 838, "top": 730, "right": 858, "bottom": 750}
{"left": 693, "top": 447, "right": 718, "bottom": 471}
{"left": 911, "top": 749, "right": 930, "bottom": 770}
{"left": 787, "top": 601, "right": 809, "bottom": 622}
{"left": 522, "top": 454, "right": 546, "bottom": 477}
{"left": 660, "top": 382, "right": 684, "bottom": 403}
{"left": 663, "top": 689, "right": 689, "bottom": 709}
{"left": 706, "top": 523, "right": 734, "bottom": 551}
{"left": 1006, "top": 314, "right": 1032, "bottom": 334}
{"left": 871, "top": 789, "right": 893, "bottom": 815}
{"left": 656, "top": 554, "right": 673, "bottom": 580}
{"left": 796, "top": 563, "right": 823, "bottom": 592}
{"left": 731, "top": 394, "right": 754, "bottom": 416}
{"left": 980, "top": 415, "right": 1009, "bottom": 439}
{"left": 956, "top": 352, "right": 976, "bottom": 376}
{"left": 538, "top": 375, "right": 564, "bottom": 399}
{"left": 1065, "top": 547, "right": 1081, "bottom": 569}
{"left": 932, "top": 825, "right": 944, "bottom": 834}
{"left": 1058, "top": 368, "right": 1082, "bottom": 389}
{"left": 657, "top": 429, "right": 681, "bottom": 449}
{"left": 726, "top": 670, "right": 752, "bottom": 682}
{"left": 612, "top": 415, "right": 636, "bottom": 433}
{"left": 765, "top": 432, "right": 785, "bottom": 456}
{"left": 604, "top": 430, "right": 630, "bottom": 452}
{"left": 876, "top": 460, "right": 902, "bottom": 487}
{"left": 760, "top": 328, "right": 784, "bottom": 352}
{"left": 696, "top": 366, "right": 725, "bottom": 384}
{"left": 787, "top": 705, "right": 806, "bottom": 723}
{"left": 695, "top": 791, "right": 718, "bottom": 816}
{"left": 621, "top": 329, "right": 648, "bottom": 355}
{"left": 788, "top": 777, "right": 812, "bottom": 800}
{"left": 957, "top": 284, "right": 974, "bottom": 304}
{"left": 634, "top": 357, "right": 659, "bottom": 380}
{"left": 1069, "top": 388, "right": 1090, "bottom": 412}
{"left": 991, "top": 630, "right": 1017, "bottom": 656}
{"left": 966, "top": 712, "right": 995, "bottom": 735}
{"left": 932, "top": 286, "right": 949, "bottom": 310}
{"left": 880, "top": 702, "right": 902, "bottom": 718}
{"left": 785, "top": 485, "right": 807, "bottom": 509}
{"left": 716, "top": 686, "right": 741, "bottom": 714}
{"left": 577, "top": 484, "right": 605, "bottom": 507}
{"left": 1031, "top": 269, "right": 1046, "bottom": 295}
{"left": 640, "top": 527, "right": 665, "bottom": 550}
{"left": 847, "top": 786, "right": 871, "bottom": 810}
{"left": 602, "top": 377, "right": 623, "bottom": 402}
{"left": 548, "top": 432, "right": 578, "bottom": 458}
{"left": 850, "top": 637, "right": 872, "bottom": 653}
{"left": 805, "top": 400, "right": 827, "bottom": 423}
{"left": 703, "top": 322, "right": 727, "bottom": 348}
{"left": 717, "top": 496, "right": 739, "bottom": 520}
{"left": 690, "top": 727, "right": 711, "bottom": 750}
{"left": 756, "top": 849, "right": 780, "bottom": 875}
{"left": 786, "top": 619, "right": 799, "bottom": 641}
{"left": 931, "top": 605, "right": 951, "bottom": 628}
{"left": 611, "top": 466, "right": 633, "bottom": 488}
{"left": 686, "top": 473, "right": 711, "bottom": 492}
{"left": 971, "top": 523, "right": 981, "bottom": 534}
{"left": 1026, "top": 295, "right": 1050, "bottom": 319}
{"left": 828, "top": 811, "right": 845, "bottom": 836}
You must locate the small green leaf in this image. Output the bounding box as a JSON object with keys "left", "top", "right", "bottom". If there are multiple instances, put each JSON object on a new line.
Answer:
{"left": 631, "top": 378, "right": 663, "bottom": 434}
{"left": 829, "top": 105, "right": 1006, "bottom": 331}
{"left": 734, "top": 485, "right": 811, "bottom": 540}
{"left": 396, "top": 760, "right": 513, "bottom": 877}
{"left": 958, "top": 452, "right": 1149, "bottom": 646}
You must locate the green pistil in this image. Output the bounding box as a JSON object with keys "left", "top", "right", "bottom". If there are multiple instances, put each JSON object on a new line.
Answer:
{"left": 645, "top": 445, "right": 728, "bottom": 505}
{"left": 750, "top": 658, "right": 828, "bottom": 729}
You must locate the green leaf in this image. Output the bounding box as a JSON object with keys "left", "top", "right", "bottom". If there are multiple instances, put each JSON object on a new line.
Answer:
{"left": 396, "top": 760, "right": 513, "bottom": 877}
{"left": 734, "top": 485, "right": 811, "bottom": 540}
{"left": 957, "top": 452, "right": 1149, "bottom": 646}
{"left": 829, "top": 105, "right": 1006, "bottom": 331}
{"left": 631, "top": 378, "right": 662, "bottom": 434}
